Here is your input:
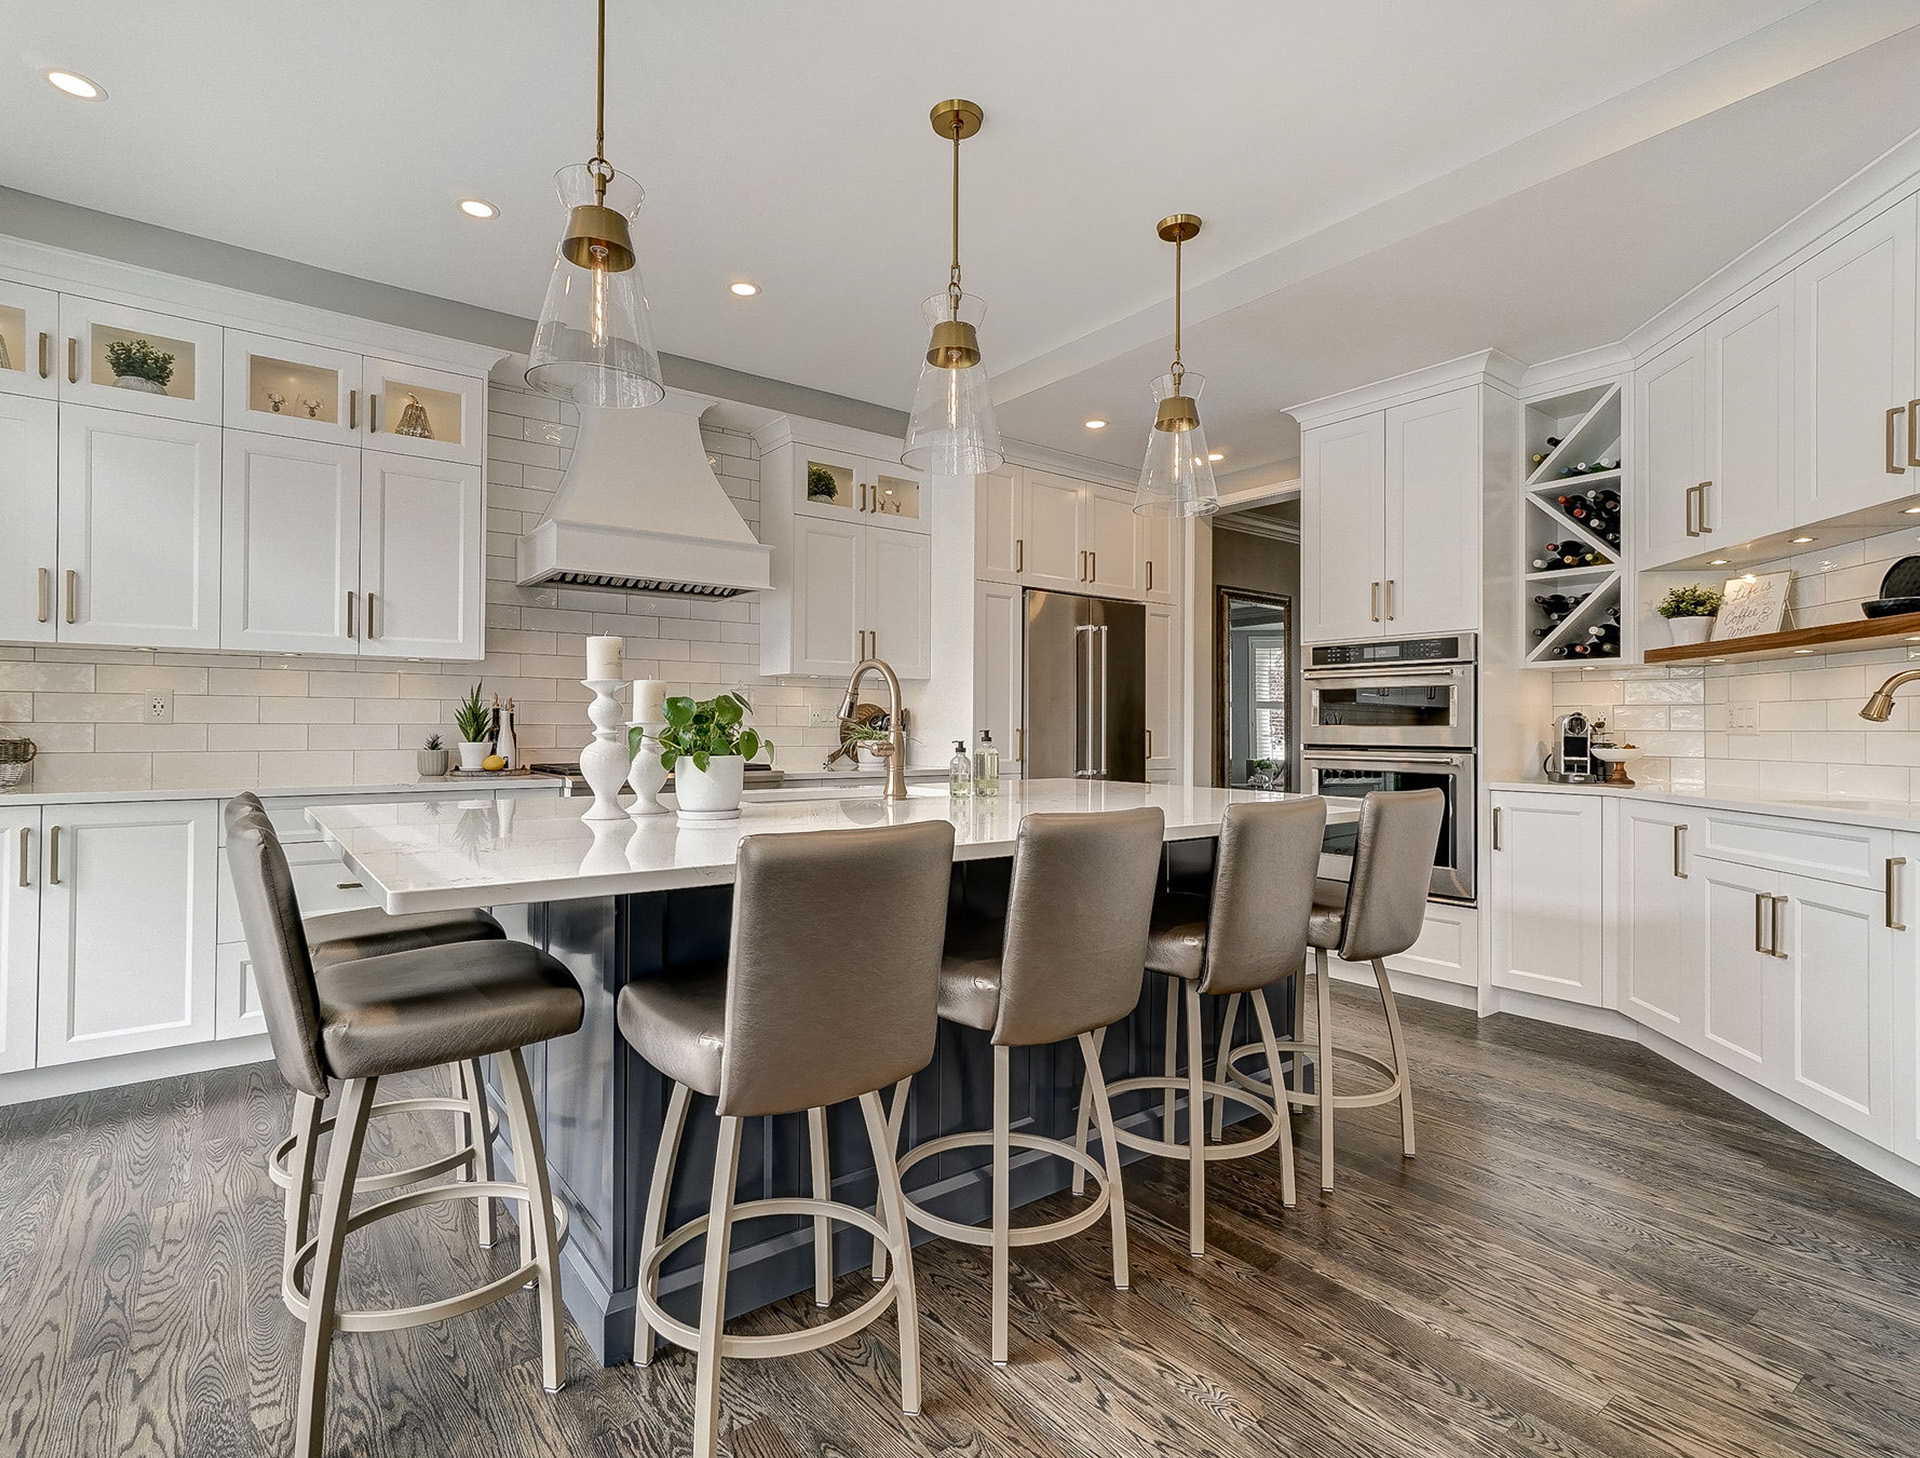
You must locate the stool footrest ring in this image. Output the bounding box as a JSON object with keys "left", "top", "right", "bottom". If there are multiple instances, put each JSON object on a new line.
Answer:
{"left": 895, "top": 1130, "right": 1112, "bottom": 1248}
{"left": 1224, "top": 1039, "right": 1404, "bottom": 1110}
{"left": 1101, "top": 1074, "right": 1282, "bottom": 1161}
{"left": 268, "top": 1094, "right": 497, "bottom": 1194}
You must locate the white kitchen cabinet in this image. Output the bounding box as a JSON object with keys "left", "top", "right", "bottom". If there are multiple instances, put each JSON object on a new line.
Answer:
{"left": 0, "top": 807, "right": 39, "bottom": 1075}
{"left": 1705, "top": 276, "right": 1796, "bottom": 548}
{"left": 1020, "top": 469, "right": 1092, "bottom": 592}
{"left": 1300, "top": 414, "right": 1386, "bottom": 642}
{"left": 788, "top": 445, "right": 928, "bottom": 535}
{"left": 975, "top": 579, "right": 1025, "bottom": 773}
{"left": 780, "top": 516, "right": 864, "bottom": 677}
{"left": 1383, "top": 388, "right": 1480, "bottom": 636}
{"left": 1697, "top": 857, "right": 1776, "bottom": 1086}
{"left": 358, "top": 453, "right": 485, "bottom": 660}
{"left": 976, "top": 466, "right": 1022, "bottom": 582}
{"left": 1889, "top": 841, "right": 1920, "bottom": 1166}
{"left": 1146, "top": 604, "right": 1179, "bottom": 774}
{"left": 214, "top": 941, "right": 267, "bottom": 1042}
{"left": 1138, "top": 504, "right": 1177, "bottom": 603}
{"left": 57, "top": 405, "right": 222, "bottom": 650}
{"left": 1637, "top": 332, "right": 1710, "bottom": 568}
{"left": 1796, "top": 196, "right": 1918, "bottom": 521}
{"left": 865, "top": 525, "right": 933, "bottom": 679}
{"left": 1617, "top": 802, "right": 1702, "bottom": 1045}
{"left": 0, "top": 279, "right": 58, "bottom": 400}
{"left": 56, "top": 294, "right": 223, "bottom": 425}
{"left": 1489, "top": 791, "right": 1605, "bottom": 1005}
{"left": 35, "top": 801, "right": 218, "bottom": 1066}
{"left": 224, "top": 330, "right": 364, "bottom": 447}
{"left": 1084, "top": 486, "right": 1140, "bottom": 596}
{"left": 361, "top": 355, "right": 484, "bottom": 466}
{"left": 1384, "top": 902, "right": 1478, "bottom": 988}
{"left": 0, "top": 392, "right": 59, "bottom": 643}
{"left": 221, "top": 432, "right": 362, "bottom": 654}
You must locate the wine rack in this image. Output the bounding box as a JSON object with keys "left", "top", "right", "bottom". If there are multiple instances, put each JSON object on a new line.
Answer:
{"left": 1522, "top": 381, "right": 1625, "bottom": 666}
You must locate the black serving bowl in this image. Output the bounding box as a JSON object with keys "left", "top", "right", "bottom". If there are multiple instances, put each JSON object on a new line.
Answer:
{"left": 1861, "top": 596, "right": 1920, "bottom": 618}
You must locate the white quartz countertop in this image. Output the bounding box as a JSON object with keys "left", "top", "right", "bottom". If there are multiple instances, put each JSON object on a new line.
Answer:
{"left": 0, "top": 774, "right": 565, "bottom": 808}
{"left": 308, "top": 779, "right": 1353, "bottom": 915}
{"left": 1490, "top": 779, "right": 1920, "bottom": 834}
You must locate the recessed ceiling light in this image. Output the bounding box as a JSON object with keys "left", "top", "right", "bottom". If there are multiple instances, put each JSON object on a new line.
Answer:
{"left": 457, "top": 198, "right": 499, "bottom": 219}
{"left": 728, "top": 281, "right": 760, "bottom": 297}
{"left": 1904, "top": 507, "right": 1920, "bottom": 515}
{"left": 44, "top": 69, "right": 104, "bottom": 100}
{"left": 1084, "top": 418, "right": 1107, "bottom": 430}
{"left": 1207, "top": 451, "right": 1226, "bottom": 462}
{"left": 1707, "top": 559, "right": 1729, "bottom": 566}
{"left": 1790, "top": 536, "right": 1815, "bottom": 544}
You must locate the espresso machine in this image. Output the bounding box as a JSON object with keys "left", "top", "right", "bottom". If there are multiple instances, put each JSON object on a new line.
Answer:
{"left": 1543, "top": 712, "right": 1600, "bottom": 783}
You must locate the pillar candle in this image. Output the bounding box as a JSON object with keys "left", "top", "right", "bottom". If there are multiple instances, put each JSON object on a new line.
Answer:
{"left": 586, "top": 635, "right": 624, "bottom": 681}
{"left": 633, "top": 679, "right": 668, "bottom": 723}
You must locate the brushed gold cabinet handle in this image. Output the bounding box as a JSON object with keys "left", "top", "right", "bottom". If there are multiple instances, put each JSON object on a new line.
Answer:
{"left": 64, "top": 569, "right": 76, "bottom": 625}
{"left": 1755, "top": 892, "right": 1768, "bottom": 954}
{"left": 1014, "top": 727, "right": 1023, "bottom": 762}
{"left": 348, "top": 389, "right": 357, "bottom": 430}
{"left": 1889, "top": 857, "right": 1907, "bottom": 931}
{"left": 1492, "top": 805, "right": 1502, "bottom": 851}
{"left": 66, "top": 337, "right": 78, "bottom": 385}
{"left": 1908, "top": 404, "right": 1920, "bottom": 468}
{"left": 1673, "top": 823, "right": 1687, "bottom": 879}
{"left": 17, "top": 827, "right": 28, "bottom": 889}
{"left": 37, "top": 567, "right": 50, "bottom": 624}
{"left": 1146, "top": 560, "right": 1154, "bottom": 592}
{"left": 1771, "top": 894, "right": 1787, "bottom": 959}
{"left": 346, "top": 590, "right": 356, "bottom": 639}
{"left": 368, "top": 393, "right": 379, "bottom": 433}
{"left": 869, "top": 629, "right": 878, "bottom": 657}
{"left": 1385, "top": 579, "right": 1395, "bottom": 619}
{"left": 1146, "top": 727, "right": 1153, "bottom": 758}
{"left": 37, "top": 331, "right": 49, "bottom": 379}
{"left": 1696, "top": 482, "right": 1713, "bottom": 533}
{"left": 1091, "top": 551, "right": 1097, "bottom": 581}
{"left": 1889, "top": 406, "right": 1907, "bottom": 475}
{"left": 1370, "top": 581, "right": 1380, "bottom": 622}
{"left": 1015, "top": 538, "right": 1024, "bottom": 573}
{"left": 337, "top": 881, "right": 363, "bottom": 891}
{"left": 48, "top": 824, "right": 60, "bottom": 887}
{"left": 366, "top": 592, "right": 376, "bottom": 640}
{"left": 1684, "top": 483, "right": 1697, "bottom": 538}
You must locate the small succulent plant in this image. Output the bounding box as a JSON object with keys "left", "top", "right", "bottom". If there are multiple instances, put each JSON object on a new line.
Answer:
{"left": 423, "top": 732, "right": 443, "bottom": 750}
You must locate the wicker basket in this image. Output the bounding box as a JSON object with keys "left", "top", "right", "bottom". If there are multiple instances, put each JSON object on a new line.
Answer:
{"left": 0, "top": 735, "right": 37, "bottom": 791}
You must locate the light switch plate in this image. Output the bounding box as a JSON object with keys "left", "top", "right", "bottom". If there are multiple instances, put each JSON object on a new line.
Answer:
{"left": 1727, "top": 703, "right": 1758, "bottom": 731}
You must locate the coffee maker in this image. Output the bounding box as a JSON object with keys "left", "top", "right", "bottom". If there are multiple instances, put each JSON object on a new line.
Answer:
{"left": 1543, "top": 712, "right": 1599, "bottom": 783}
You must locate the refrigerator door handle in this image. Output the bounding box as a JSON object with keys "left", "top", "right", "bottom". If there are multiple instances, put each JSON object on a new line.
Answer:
{"left": 1074, "top": 623, "right": 1099, "bottom": 777}
{"left": 1097, "top": 624, "right": 1110, "bottom": 776}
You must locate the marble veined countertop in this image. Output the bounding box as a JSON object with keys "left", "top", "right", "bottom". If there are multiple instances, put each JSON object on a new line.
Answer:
{"left": 308, "top": 779, "right": 1352, "bottom": 915}
{"left": 1490, "top": 780, "right": 1920, "bottom": 834}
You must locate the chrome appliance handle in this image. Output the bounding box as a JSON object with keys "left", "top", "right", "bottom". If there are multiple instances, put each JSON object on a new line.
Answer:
{"left": 1074, "top": 623, "right": 1098, "bottom": 776}
{"left": 1097, "top": 624, "right": 1109, "bottom": 776}
{"left": 1302, "top": 665, "right": 1465, "bottom": 681}
{"left": 1301, "top": 750, "right": 1466, "bottom": 768}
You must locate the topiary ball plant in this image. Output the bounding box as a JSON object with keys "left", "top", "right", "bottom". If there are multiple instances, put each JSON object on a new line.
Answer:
{"left": 806, "top": 464, "right": 838, "bottom": 501}
{"left": 1656, "top": 583, "right": 1723, "bottom": 619}
{"left": 104, "top": 338, "right": 175, "bottom": 387}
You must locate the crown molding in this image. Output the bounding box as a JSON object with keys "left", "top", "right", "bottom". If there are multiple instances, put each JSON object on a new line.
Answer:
{"left": 1284, "top": 348, "right": 1525, "bottom": 429}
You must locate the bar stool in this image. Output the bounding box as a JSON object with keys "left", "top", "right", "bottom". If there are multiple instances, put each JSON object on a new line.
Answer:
{"left": 886, "top": 807, "right": 1165, "bottom": 1367}
{"left": 620, "top": 821, "right": 955, "bottom": 1458}
{"left": 1079, "top": 798, "right": 1324, "bottom": 1256}
{"left": 223, "top": 797, "right": 584, "bottom": 1458}
{"left": 1219, "top": 788, "right": 1444, "bottom": 1192}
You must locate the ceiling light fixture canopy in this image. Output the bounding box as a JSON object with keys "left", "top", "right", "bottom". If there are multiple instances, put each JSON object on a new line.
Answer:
{"left": 525, "top": 0, "right": 663, "bottom": 408}
{"left": 902, "top": 99, "right": 1004, "bottom": 476}
{"left": 1136, "top": 213, "right": 1219, "bottom": 517}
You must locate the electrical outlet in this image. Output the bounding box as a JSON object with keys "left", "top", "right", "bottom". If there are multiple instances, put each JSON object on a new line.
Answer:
{"left": 148, "top": 692, "right": 172, "bottom": 722}
{"left": 809, "top": 706, "right": 828, "bottom": 726}
{"left": 1727, "top": 702, "right": 1758, "bottom": 731}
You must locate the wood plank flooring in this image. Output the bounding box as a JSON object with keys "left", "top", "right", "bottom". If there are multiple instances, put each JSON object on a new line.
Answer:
{"left": 6, "top": 986, "right": 1920, "bottom": 1457}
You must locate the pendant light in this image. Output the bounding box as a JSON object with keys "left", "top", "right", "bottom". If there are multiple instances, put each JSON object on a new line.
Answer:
{"left": 901, "top": 99, "right": 1005, "bottom": 476}
{"left": 525, "top": 0, "right": 665, "bottom": 408}
{"left": 1136, "top": 214, "right": 1219, "bottom": 517}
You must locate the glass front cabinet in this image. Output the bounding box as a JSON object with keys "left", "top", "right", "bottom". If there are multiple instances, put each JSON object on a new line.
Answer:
{"left": 56, "top": 295, "right": 224, "bottom": 425}
{"left": 224, "top": 332, "right": 363, "bottom": 447}
{"left": 792, "top": 447, "right": 928, "bottom": 534}
{"left": 0, "top": 281, "right": 58, "bottom": 400}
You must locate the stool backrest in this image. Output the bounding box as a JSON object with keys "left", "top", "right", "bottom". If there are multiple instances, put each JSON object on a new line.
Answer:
{"left": 996, "top": 807, "right": 1165, "bottom": 1047}
{"left": 1340, "top": 788, "right": 1446, "bottom": 963}
{"left": 720, "top": 819, "right": 955, "bottom": 1118}
{"left": 1201, "top": 797, "right": 1328, "bottom": 996}
{"left": 222, "top": 793, "right": 329, "bottom": 1097}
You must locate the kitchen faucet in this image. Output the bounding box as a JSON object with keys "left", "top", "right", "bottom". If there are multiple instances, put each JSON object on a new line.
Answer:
{"left": 836, "top": 653, "right": 909, "bottom": 800}
{"left": 1860, "top": 669, "right": 1920, "bottom": 722}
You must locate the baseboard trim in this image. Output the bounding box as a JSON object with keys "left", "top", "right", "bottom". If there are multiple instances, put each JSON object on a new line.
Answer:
{"left": 1326, "top": 960, "right": 1479, "bottom": 1010}
{"left": 0, "top": 1035, "right": 274, "bottom": 1108}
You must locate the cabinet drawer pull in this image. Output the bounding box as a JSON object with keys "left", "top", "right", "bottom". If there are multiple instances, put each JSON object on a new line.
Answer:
{"left": 37, "top": 331, "right": 49, "bottom": 379}
{"left": 1889, "top": 856, "right": 1907, "bottom": 931}
{"left": 1696, "top": 482, "right": 1713, "bottom": 533}
{"left": 1673, "top": 823, "right": 1687, "bottom": 879}
{"left": 48, "top": 825, "right": 60, "bottom": 887}
{"left": 348, "top": 389, "right": 357, "bottom": 430}
{"left": 337, "top": 881, "right": 363, "bottom": 891}
{"left": 37, "top": 567, "right": 50, "bottom": 625}
{"left": 1771, "top": 894, "right": 1787, "bottom": 959}
{"left": 66, "top": 337, "right": 78, "bottom": 385}
{"left": 1492, "top": 805, "right": 1501, "bottom": 851}
{"left": 1889, "top": 406, "right": 1908, "bottom": 475}
{"left": 346, "top": 590, "right": 356, "bottom": 639}
{"left": 17, "top": 827, "right": 28, "bottom": 889}
{"left": 1755, "top": 891, "right": 1769, "bottom": 954}
{"left": 64, "top": 569, "right": 76, "bottom": 625}
{"left": 1014, "top": 538, "right": 1024, "bottom": 573}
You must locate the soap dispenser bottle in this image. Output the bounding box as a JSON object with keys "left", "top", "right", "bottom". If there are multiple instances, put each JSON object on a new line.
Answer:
{"left": 948, "top": 740, "right": 973, "bottom": 797}
{"left": 973, "top": 729, "right": 1000, "bottom": 797}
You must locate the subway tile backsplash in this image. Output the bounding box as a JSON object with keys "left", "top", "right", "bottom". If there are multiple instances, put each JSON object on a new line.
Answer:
{"left": 1, "top": 385, "right": 852, "bottom": 793}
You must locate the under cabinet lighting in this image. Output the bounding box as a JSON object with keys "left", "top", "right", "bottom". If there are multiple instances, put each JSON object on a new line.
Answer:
{"left": 728, "top": 281, "right": 760, "bottom": 297}
{"left": 458, "top": 198, "right": 500, "bottom": 219}
{"left": 1792, "top": 648, "right": 1814, "bottom": 654}
{"left": 44, "top": 69, "right": 104, "bottom": 99}
{"left": 1904, "top": 507, "right": 1920, "bottom": 515}
{"left": 1790, "top": 536, "right": 1815, "bottom": 544}
{"left": 1707, "top": 559, "right": 1729, "bottom": 566}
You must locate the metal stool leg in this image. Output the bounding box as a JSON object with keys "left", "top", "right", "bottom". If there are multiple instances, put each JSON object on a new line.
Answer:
{"left": 1316, "top": 948, "right": 1336, "bottom": 1192}
{"left": 1078, "top": 1030, "right": 1129, "bottom": 1290}
{"left": 459, "top": 1059, "right": 498, "bottom": 1247}
{"left": 692, "top": 1115, "right": 744, "bottom": 1458}
{"left": 990, "top": 1043, "right": 1013, "bottom": 1365}
{"left": 1292, "top": 966, "right": 1309, "bottom": 1112}
{"left": 1250, "top": 990, "right": 1296, "bottom": 1209}
{"left": 1373, "top": 957, "right": 1417, "bottom": 1158}
{"left": 1071, "top": 1029, "right": 1103, "bottom": 1199}
{"left": 282, "top": 1092, "right": 323, "bottom": 1298}
{"left": 870, "top": 1077, "right": 910, "bottom": 1280}
{"left": 858, "top": 1089, "right": 922, "bottom": 1414}
{"left": 293, "top": 1076, "right": 377, "bottom": 1458}
{"left": 501, "top": 1047, "right": 567, "bottom": 1394}
{"left": 807, "top": 1106, "right": 833, "bottom": 1307}
{"left": 1210, "top": 993, "right": 1241, "bottom": 1141}
{"left": 634, "top": 1081, "right": 691, "bottom": 1367}
{"left": 1183, "top": 982, "right": 1207, "bottom": 1256}
{"left": 1160, "top": 976, "right": 1179, "bottom": 1142}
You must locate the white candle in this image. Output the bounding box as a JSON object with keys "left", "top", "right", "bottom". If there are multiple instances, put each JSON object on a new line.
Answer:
{"left": 586, "top": 635, "right": 624, "bottom": 681}
{"left": 633, "top": 678, "right": 667, "bottom": 723}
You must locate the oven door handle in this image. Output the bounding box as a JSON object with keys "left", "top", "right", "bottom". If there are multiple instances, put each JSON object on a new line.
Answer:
{"left": 1304, "top": 751, "right": 1468, "bottom": 768}
{"left": 1303, "top": 666, "right": 1466, "bottom": 682}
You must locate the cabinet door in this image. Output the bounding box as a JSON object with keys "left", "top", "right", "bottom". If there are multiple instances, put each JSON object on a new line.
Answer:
{"left": 1085, "top": 486, "right": 1142, "bottom": 597}
{"left": 793, "top": 447, "right": 865, "bottom": 524}
{"left": 0, "top": 392, "right": 59, "bottom": 643}
{"left": 1618, "top": 803, "right": 1702, "bottom": 1044}
{"left": 36, "top": 801, "right": 218, "bottom": 1066}
{"left": 56, "top": 405, "right": 222, "bottom": 649}
{"left": 221, "top": 432, "right": 362, "bottom": 655}
{"left": 865, "top": 525, "right": 932, "bottom": 679}
{"left": 56, "top": 295, "right": 222, "bottom": 424}
{"left": 1795, "top": 196, "right": 1918, "bottom": 521}
{"left": 1146, "top": 604, "right": 1179, "bottom": 773}
{"left": 0, "top": 807, "right": 39, "bottom": 1074}
{"left": 1705, "top": 277, "right": 1795, "bottom": 546}
{"left": 224, "top": 330, "right": 363, "bottom": 446}
{"left": 975, "top": 466, "right": 1022, "bottom": 582}
{"left": 214, "top": 940, "right": 266, "bottom": 1042}
{"left": 1299, "top": 414, "right": 1386, "bottom": 642}
{"left": 1022, "top": 469, "right": 1085, "bottom": 591}
{"left": 1139, "top": 503, "right": 1178, "bottom": 603}
{"left": 1697, "top": 858, "right": 1776, "bottom": 1085}
{"left": 861, "top": 463, "right": 929, "bottom": 535}
{"left": 359, "top": 453, "right": 484, "bottom": 660}
{"left": 975, "top": 580, "right": 1025, "bottom": 772}
{"left": 0, "top": 280, "right": 58, "bottom": 400}
{"left": 1489, "top": 792, "right": 1605, "bottom": 1005}
{"left": 1636, "top": 332, "right": 1709, "bottom": 569}
{"left": 789, "top": 516, "right": 865, "bottom": 676}
{"left": 1770, "top": 874, "right": 1893, "bottom": 1141}
{"left": 362, "top": 356, "right": 484, "bottom": 465}
{"left": 1383, "top": 388, "right": 1479, "bottom": 635}
{"left": 1891, "top": 839, "right": 1920, "bottom": 1164}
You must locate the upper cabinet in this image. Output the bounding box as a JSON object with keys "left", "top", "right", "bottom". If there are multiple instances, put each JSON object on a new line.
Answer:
{"left": 57, "top": 295, "right": 223, "bottom": 425}
{"left": 225, "top": 331, "right": 363, "bottom": 447}
{"left": 0, "top": 394, "right": 58, "bottom": 643}
{"left": 789, "top": 444, "right": 929, "bottom": 535}
{"left": 977, "top": 465, "right": 1153, "bottom": 601}
{"left": 362, "top": 356, "right": 485, "bottom": 466}
{"left": 0, "top": 280, "right": 58, "bottom": 400}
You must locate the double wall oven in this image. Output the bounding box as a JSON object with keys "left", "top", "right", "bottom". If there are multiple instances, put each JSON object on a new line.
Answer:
{"left": 1301, "top": 632, "right": 1477, "bottom": 902}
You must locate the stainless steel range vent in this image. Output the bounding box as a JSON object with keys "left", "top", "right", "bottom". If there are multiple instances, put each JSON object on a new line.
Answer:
{"left": 537, "top": 570, "right": 747, "bottom": 598}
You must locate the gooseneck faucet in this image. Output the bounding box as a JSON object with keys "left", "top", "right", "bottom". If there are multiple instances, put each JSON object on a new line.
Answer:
{"left": 837, "top": 654, "right": 909, "bottom": 800}
{"left": 1861, "top": 669, "right": 1920, "bottom": 722}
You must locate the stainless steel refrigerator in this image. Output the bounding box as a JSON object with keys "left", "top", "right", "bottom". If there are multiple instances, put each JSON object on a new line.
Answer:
{"left": 1024, "top": 589, "right": 1147, "bottom": 782}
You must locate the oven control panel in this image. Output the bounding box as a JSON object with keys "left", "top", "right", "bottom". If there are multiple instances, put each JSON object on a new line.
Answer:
{"left": 1309, "top": 633, "right": 1474, "bottom": 668}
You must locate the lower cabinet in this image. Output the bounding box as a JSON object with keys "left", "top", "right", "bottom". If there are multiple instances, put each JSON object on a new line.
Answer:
{"left": 0, "top": 805, "right": 40, "bottom": 1074}
{"left": 1696, "top": 856, "right": 1777, "bottom": 1086}
{"left": 1618, "top": 802, "right": 1702, "bottom": 1043}
{"left": 1488, "top": 791, "right": 1606, "bottom": 1006}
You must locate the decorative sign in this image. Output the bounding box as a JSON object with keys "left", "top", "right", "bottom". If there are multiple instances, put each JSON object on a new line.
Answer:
{"left": 1713, "top": 572, "right": 1793, "bottom": 640}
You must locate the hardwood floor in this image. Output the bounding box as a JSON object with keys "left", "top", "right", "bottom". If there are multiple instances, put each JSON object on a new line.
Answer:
{"left": 6, "top": 985, "right": 1920, "bottom": 1457}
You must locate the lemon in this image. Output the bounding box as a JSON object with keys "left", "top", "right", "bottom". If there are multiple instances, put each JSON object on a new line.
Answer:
{"left": 482, "top": 755, "right": 507, "bottom": 772}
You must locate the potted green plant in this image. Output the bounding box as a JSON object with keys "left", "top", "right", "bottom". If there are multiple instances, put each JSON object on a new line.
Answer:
{"left": 1656, "top": 583, "right": 1722, "bottom": 647}
{"left": 453, "top": 683, "right": 492, "bottom": 771}
{"left": 104, "top": 338, "right": 175, "bottom": 395}
{"left": 654, "top": 692, "right": 766, "bottom": 820}
{"left": 806, "top": 464, "right": 839, "bottom": 503}
{"left": 417, "top": 732, "right": 449, "bottom": 778}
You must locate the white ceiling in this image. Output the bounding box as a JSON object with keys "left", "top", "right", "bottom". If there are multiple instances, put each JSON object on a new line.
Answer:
{"left": 7, "top": 1, "right": 1920, "bottom": 480}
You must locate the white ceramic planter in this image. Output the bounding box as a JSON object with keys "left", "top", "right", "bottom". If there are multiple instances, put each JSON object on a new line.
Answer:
{"left": 115, "top": 375, "right": 167, "bottom": 395}
{"left": 1666, "top": 616, "right": 1715, "bottom": 647}
{"left": 417, "top": 747, "right": 450, "bottom": 777}
{"left": 457, "top": 740, "right": 491, "bottom": 771}
{"left": 675, "top": 755, "right": 745, "bottom": 821}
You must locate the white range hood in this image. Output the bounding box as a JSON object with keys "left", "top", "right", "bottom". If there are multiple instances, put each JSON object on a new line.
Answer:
{"left": 516, "top": 389, "right": 772, "bottom": 599}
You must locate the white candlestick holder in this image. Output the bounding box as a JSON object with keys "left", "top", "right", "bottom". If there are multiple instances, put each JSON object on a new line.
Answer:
{"left": 579, "top": 678, "right": 633, "bottom": 821}
{"left": 627, "top": 720, "right": 670, "bottom": 817}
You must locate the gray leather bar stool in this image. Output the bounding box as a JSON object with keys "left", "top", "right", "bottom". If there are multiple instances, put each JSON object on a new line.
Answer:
{"left": 884, "top": 807, "right": 1165, "bottom": 1367}
{"left": 619, "top": 821, "right": 955, "bottom": 1458}
{"left": 1079, "top": 798, "right": 1325, "bottom": 1256}
{"left": 224, "top": 797, "right": 584, "bottom": 1458}
{"left": 1218, "top": 788, "right": 1444, "bottom": 1192}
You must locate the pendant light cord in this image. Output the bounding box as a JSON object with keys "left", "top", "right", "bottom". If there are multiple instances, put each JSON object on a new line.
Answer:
{"left": 591, "top": 0, "right": 610, "bottom": 205}
{"left": 1170, "top": 236, "right": 1184, "bottom": 390}
{"left": 948, "top": 120, "right": 964, "bottom": 319}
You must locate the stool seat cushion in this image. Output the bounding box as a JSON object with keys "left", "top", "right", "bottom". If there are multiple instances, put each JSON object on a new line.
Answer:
{"left": 616, "top": 964, "right": 728, "bottom": 1097}
{"left": 938, "top": 915, "right": 1006, "bottom": 1033}
{"left": 1144, "top": 893, "right": 1211, "bottom": 982}
{"left": 305, "top": 907, "right": 504, "bottom": 972}
{"left": 317, "top": 939, "right": 583, "bottom": 1080}
{"left": 1309, "top": 879, "right": 1348, "bottom": 952}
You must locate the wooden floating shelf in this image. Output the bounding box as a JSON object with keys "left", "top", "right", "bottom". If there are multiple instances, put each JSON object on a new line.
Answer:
{"left": 1645, "top": 610, "right": 1920, "bottom": 664}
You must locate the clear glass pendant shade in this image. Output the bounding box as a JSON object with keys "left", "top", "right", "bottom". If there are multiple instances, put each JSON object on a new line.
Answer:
{"left": 1136, "top": 371, "right": 1220, "bottom": 516}
{"left": 902, "top": 292, "right": 1005, "bottom": 475}
{"left": 526, "top": 164, "right": 664, "bottom": 408}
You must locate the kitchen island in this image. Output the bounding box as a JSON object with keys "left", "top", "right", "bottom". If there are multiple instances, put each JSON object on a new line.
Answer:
{"left": 309, "top": 780, "right": 1352, "bottom": 1363}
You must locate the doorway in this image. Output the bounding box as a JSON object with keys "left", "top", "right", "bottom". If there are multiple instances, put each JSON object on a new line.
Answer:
{"left": 1217, "top": 588, "right": 1293, "bottom": 790}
